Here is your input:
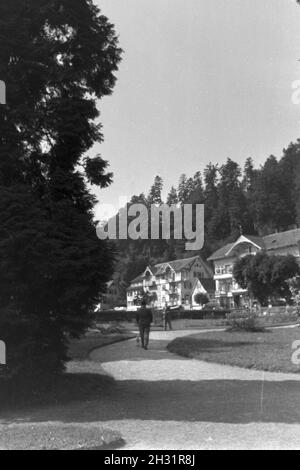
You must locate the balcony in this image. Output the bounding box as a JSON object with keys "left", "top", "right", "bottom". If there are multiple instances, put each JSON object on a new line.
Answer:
{"left": 214, "top": 273, "right": 233, "bottom": 280}
{"left": 215, "top": 290, "right": 232, "bottom": 297}
{"left": 231, "top": 287, "right": 248, "bottom": 294}
{"left": 215, "top": 266, "right": 233, "bottom": 276}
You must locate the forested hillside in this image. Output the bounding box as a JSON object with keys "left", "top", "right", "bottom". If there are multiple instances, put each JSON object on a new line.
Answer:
{"left": 112, "top": 140, "right": 300, "bottom": 290}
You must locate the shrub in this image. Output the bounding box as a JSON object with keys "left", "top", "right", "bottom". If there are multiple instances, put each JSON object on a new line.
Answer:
{"left": 194, "top": 293, "right": 209, "bottom": 306}
{"left": 93, "top": 323, "right": 126, "bottom": 335}
{"left": 95, "top": 310, "right": 137, "bottom": 323}
{"left": 226, "top": 311, "right": 266, "bottom": 333}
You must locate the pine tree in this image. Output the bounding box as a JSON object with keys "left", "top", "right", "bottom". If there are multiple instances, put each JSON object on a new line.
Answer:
{"left": 296, "top": 172, "right": 300, "bottom": 227}
{"left": 218, "top": 158, "right": 250, "bottom": 236}
{"left": 148, "top": 176, "right": 163, "bottom": 205}
{"left": 203, "top": 163, "right": 219, "bottom": 244}
{"left": 186, "top": 171, "right": 204, "bottom": 204}
{"left": 203, "top": 163, "right": 219, "bottom": 210}
{"left": 280, "top": 141, "right": 300, "bottom": 227}
{"left": 252, "top": 156, "right": 294, "bottom": 233}
{"left": 177, "top": 174, "right": 189, "bottom": 204}
{"left": 167, "top": 186, "right": 178, "bottom": 205}
{"left": 243, "top": 157, "right": 256, "bottom": 192}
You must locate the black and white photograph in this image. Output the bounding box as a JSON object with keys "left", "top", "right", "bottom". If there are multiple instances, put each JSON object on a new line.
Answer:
{"left": 1, "top": 0, "right": 300, "bottom": 452}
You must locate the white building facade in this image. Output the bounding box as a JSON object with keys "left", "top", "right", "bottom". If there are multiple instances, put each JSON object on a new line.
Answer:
{"left": 127, "top": 255, "right": 214, "bottom": 310}
{"left": 208, "top": 229, "right": 300, "bottom": 308}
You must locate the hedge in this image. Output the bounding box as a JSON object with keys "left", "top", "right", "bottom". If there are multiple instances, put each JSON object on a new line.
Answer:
{"left": 95, "top": 308, "right": 230, "bottom": 323}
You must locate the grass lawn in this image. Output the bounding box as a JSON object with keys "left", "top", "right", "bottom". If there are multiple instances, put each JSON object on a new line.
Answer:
{"left": 69, "top": 325, "right": 135, "bottom": 360}
{"left": 0, "top": 422, "right": 124, "bottom": 451}
{"left": 0, "top": 325, "right": 132, "bottom": 449}
{"left": 167, "top": 327, "right": 300, "bottom": 373}
{"left": 0, "top": 325, "right": 134, "bottom": 409}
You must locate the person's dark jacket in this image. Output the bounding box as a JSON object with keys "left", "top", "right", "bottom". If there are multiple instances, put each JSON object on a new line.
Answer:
{"left": 136, "top": 307, "right": 153, "bottom": 327}
{"left": 165, "top": 307, "right": 172, "bottom": 320}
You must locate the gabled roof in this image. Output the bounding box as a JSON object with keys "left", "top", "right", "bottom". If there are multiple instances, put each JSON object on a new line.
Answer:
{"left": 243, "top": 235, "right": 265, "bottom": 249}
{"left": 154, "top": 255, "right": 213, "bottom": 275}
{"left": 197, "top": 277, "right": 216, "bottom": 292}
{"left": 208, "top": 229, "right": 300, "bottom": 262}
{"left": 225, "top": 235, "right": 264, "bottom": 257}
{"left": 207, "top": 243, "right": 235, "bottom": 261}
{"left": 263, "top": 228, "right": 300, "bottom": 251}
{"left": 128, "top": 255, "right": 212, "bottom": 286}
{"left": 130, "top": 274, "right": 144, "bottom": 284}
{"left": 106, "top": 279, "right": 126, "bottom": 289}
{"left": 155, "top": 256, "right": 199, "bottom": 274}
{"left": 208, "top": 235, "right": 264, "bottom": 261}
{"left": 154, "top": 262, "right": 175, "bottom": 277}
{"left": 143, "top": 266, "right": 157, "bottom": 276}
{"left": 208, "top": 234, "right": 264, "bottom": 261}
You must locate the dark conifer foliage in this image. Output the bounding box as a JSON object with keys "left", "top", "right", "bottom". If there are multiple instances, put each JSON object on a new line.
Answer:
{"left": 116, "top": 145, "right": 300, "bottom": 289}
{"left": 0, "top": 0, "right": 122, "bottom": 379}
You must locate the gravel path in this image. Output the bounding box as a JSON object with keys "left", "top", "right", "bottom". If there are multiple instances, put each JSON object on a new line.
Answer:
{"left": 2, "top": 328, "right": 300, "bottom": 449}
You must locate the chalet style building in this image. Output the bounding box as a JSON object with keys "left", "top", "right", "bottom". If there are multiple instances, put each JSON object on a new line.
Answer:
{"left": 208, "top": 228, "right": 300, "bottom": 309}
{"left": 127, "top": 255, "right": 214, "bottom": 309}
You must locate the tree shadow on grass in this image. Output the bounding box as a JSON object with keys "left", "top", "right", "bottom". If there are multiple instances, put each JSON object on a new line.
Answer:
{"left": 3, "top": 373, "right": 300, "bottom": 426}
{"left": 88, "top": 337, "right": 259, "bottom": 363}
{"left": 171, "top": 338, "right": 257, "bottom": 352}
{"left": 0, "top": 372, "right": 115, "bottom": 414}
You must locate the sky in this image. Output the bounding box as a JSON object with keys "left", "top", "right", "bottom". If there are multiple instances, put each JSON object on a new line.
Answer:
{"left": 93, "top": 0, "right": 300, "bottom": 220}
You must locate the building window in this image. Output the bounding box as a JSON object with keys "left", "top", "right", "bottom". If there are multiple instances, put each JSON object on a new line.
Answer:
{"left": 219, "top": 280, "right": 232, "bottom": 293}
{"left": 216, "top": 266, "right": 226, "bottom": 275}
{"left": 184, "top": 281, "right": 192, "bottom": 289}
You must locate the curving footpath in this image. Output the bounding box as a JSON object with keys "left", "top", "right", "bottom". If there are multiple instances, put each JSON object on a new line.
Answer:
{"left": 2, "top": 329, "right": 300, "bottom": 449}
{"left": 86, "top": 329, "right": 300, "bottom": 450}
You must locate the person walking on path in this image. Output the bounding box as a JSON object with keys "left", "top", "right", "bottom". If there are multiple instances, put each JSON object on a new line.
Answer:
{"left": 163, "top": 305, "right": 173, "bottom": 331}
{"left": 136, "top": 299, "right": 153, "bottom": 350}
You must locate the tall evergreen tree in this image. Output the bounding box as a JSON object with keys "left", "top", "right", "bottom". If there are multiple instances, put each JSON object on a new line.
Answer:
{"left": 186, "top": 171, "right": 204, "bottom": 204}
{"left": 148, "top": 175, "right": 163, "bottom": 205}
{"left": 167, "top": 186, "right": 178, "bottom": 205}
{"left": 0, "top": 0, "right": 122, "bottom": 379}
{"left": 203, "top": 163, "right": 219, "bottom": 244}
{"left": 177, "top": 174, "right": 192, "bottom": 204}
{"left": 252, "top": 155, "right": 294, "bottom": 234}
{"left": 203, "top": 163, "right": 219, "bottom": 211}
{"left": 243, "top": 157, "right": 256, "bottom": 192}
{"left": 296, "top": 171, "right": 300, "bottom": 227}
{"left": 219, "top": 158, "right": 252, "bottom": 235}
{"left": 280, "top": 141, "right": 300, "bottom": 227}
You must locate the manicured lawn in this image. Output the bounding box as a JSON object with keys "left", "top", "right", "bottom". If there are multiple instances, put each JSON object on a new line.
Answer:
{"left": 0, "top": 422, "right": 124, "bottom": 450}
{"left": 0, "top": 326, "right": 132, "bottom": 449}
{"left": 0, "top": 325, "right": 134, "bottom": 411}
{"left": 69, "top": 325, "right": 135, "bottom": 360}
{"left": 167, "top": 327, "right": 300, "bottom": 373}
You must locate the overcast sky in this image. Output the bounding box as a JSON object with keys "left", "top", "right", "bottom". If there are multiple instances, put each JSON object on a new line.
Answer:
{"left": 93, "top": 0, "right": 300, "bottom": 220}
